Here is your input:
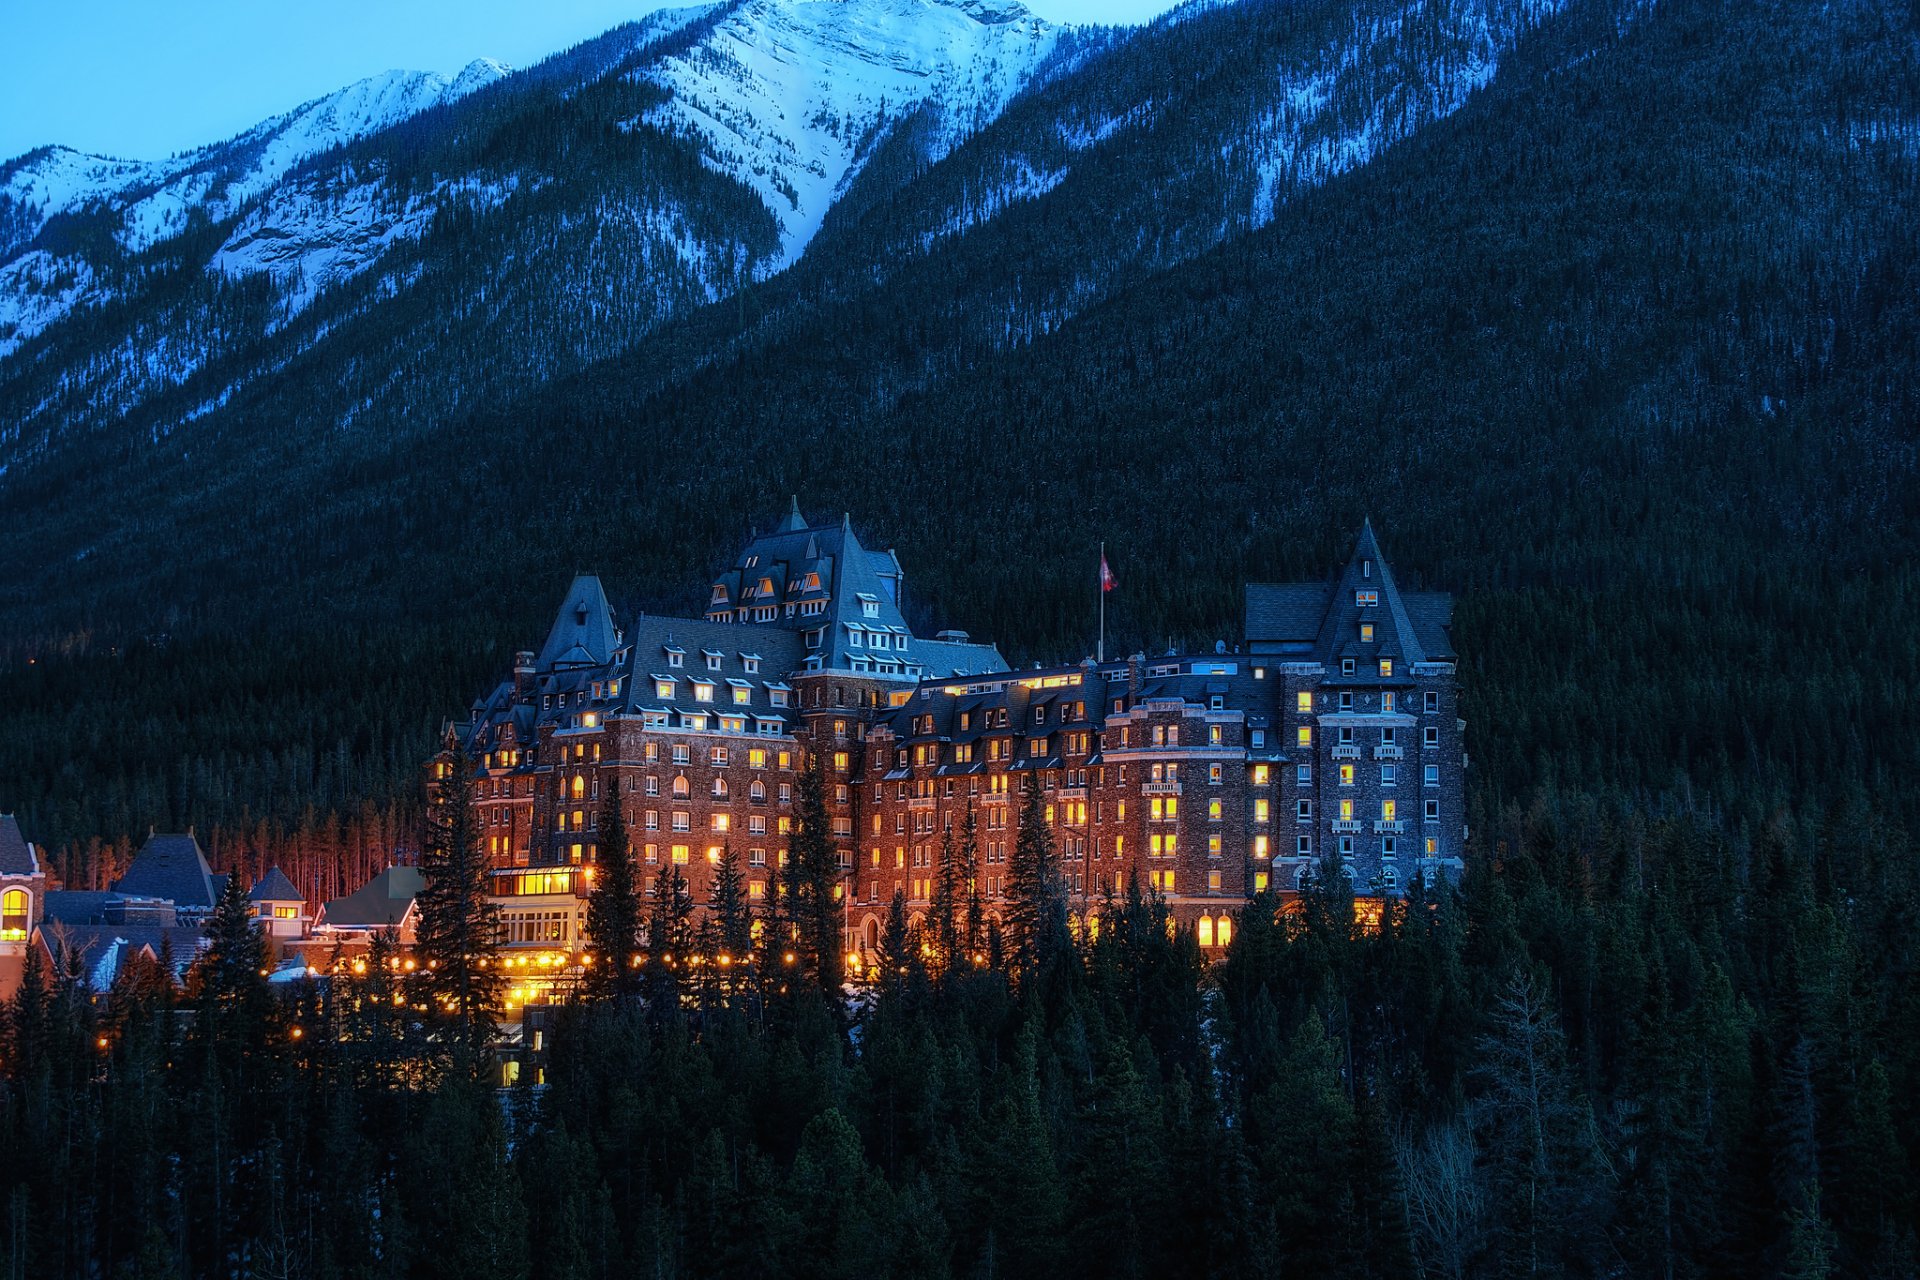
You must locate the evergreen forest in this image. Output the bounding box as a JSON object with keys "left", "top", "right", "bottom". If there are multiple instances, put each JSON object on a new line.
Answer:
{"left": 2, "top": 0, "right": 1919, "bottom": 1273}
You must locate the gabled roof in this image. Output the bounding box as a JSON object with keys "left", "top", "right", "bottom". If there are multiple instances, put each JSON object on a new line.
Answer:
{"left": 248, "top": 867, "right": 303, "bottom": 904}
{"left": 38, "top": 924, "right": 205, "bottom": 993}
{"left": 1244, "top": 522, "right": 1452, "bottom": 666}
{"left": 0, "top": 815, "right": 37, "bottom": 878}
{"left": 537, "top": 574, "right": 620, "bottom": 670}
{"left": 113, "top": 833, "right": 218, "bottom": 910}
{"left": 318, "top": 865, "right": 425, "bottom": 929}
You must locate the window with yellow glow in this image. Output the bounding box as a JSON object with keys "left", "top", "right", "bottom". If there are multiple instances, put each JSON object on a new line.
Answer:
{"left": 1297, "top": 726, "right": 1312, "bottom": 746}
{"left": 1340, "top": 764, "right": 1355, "bottom": 786}
{"left": 1, "top": 888, "right": 28, "bottom": 940}
{"left": 1208, "top": 870, "right": 1222, "bottom": 891}
{"left": 1216, "top": 916, "right": 1232, "bottom": 947}
{"left": 1252, "top": 765, "right": 1269, "bottom": 786}
{"left": 1208, "top": 835, "right": 1222, "bottom": 856}
{"left": 1382, "top": 799, "right": 1396, "bottom": 821}
{"left": 1340, "top": 799, "right": 1355, "bottom": 821}
{"left": 570, "top": 775, "right": 585, "bottom": 799}
{"left": 1254, "top": 835, "right": 1269, "bottom": 858}
{"left": 672, "top": 844, "right": 690, "bottom": 865}
{"left": 1296, "top": 691, "right": 1312, "bottom": 713}
{"left": 1254, "top": 872, "right": 1269, "bottom": 893}
{"left": 1197, "top": 916, "right": 1214, "bottom": 947}
{"left": 1361, "top": 623, "right": 1374, "bottom": 642}
{"left": 1380, "top": 659, "right": 1392, "bottom": 677}
{"left": 1255, "top": 798, "right": 1270, "bottom": 823}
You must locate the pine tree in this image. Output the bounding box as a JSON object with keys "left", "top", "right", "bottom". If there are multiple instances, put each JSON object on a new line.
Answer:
{"left": 415, "top": 746, "right": 501, "bottom": 1058}
{"left": 709, "top": 842, "right": 753, "bottom": 960}
{"left": 1006, "top": 771, "right": 1068, "bottom": 984}
{"left": 961, "top": 803, "right": 986, "bottom": 962}
{"left": 785, "top": 746, "right": 843, "bottom": 993}
{"left": 583, "top": 777, "right": 640, "bottom": 998}
{"left": 929, "top": 817, "right": 964, "bottom": 978}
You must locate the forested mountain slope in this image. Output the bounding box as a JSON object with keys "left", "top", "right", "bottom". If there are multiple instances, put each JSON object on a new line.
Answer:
{"left": 0, "top": 0, "right": 1916, "bottom": 888}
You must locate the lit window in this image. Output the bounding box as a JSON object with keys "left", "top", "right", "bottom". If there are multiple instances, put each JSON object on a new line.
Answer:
{"left": 1252, "top": 765, "right": 1269, "bottom": 785}
{"left": 1380, "top": 659, "right": 1392, "bottom": 678}
{"left": 2, "top": 888, "right": 30, "bottom": 940}
{"left": 1209, "top": 834, "right": 1222, "bottom": 856}
{"left": 1340, "top": 764, "right": 1355, "bottom": 786}
{"left": 1208, "top": 870, "right": 1222, "bottom": 892}
{"left": 1296, "top": 690, "right": 1312, "bottom": 713}
{"left": 1297, "top": 725, "right": 1312, "bottom": 747}
{"left": 672, "top": 844, "right": 690, "bottom": 864}
{"left": 1381, "top": 799, "right": 1396, "bottom": 822}
{"left": 1253, "top": 835, "right": 1269, "bottom": 858}
{"left": 1208, "top": 799, "right": 1222, "bottom": 822}
{"left": 693, "top": 682, "right": 714, "bottom": 703}
{"left": 1360, "top": 623, "right": 1374, "bottom": 643}
{"left": 1198, "top": 917, "right": 1214, "bottom": 947}
{"left": 1339, "top": 799, "right": 1354, "bottom": 821}
{"left": 1254, "top": 799, "right": 1270, "bottom": 823}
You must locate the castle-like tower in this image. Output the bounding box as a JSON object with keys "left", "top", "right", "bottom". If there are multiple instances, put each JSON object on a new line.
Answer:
{"left": 446, "top": 508, "right": 1463, "bottom": 958}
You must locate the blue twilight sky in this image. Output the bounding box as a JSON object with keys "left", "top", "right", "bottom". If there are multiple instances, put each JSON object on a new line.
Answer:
{"left": 1, "top": 0, "right": 1175, "bottom": 163}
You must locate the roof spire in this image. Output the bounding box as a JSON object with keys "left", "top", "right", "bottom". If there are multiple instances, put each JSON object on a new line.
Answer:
{"left": 780, "top": 495, "right": 807, "bottom": 532}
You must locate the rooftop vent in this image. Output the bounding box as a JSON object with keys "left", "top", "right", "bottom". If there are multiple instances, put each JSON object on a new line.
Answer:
{"left": 934, "top": 629, "right": 970, "bottom": 644}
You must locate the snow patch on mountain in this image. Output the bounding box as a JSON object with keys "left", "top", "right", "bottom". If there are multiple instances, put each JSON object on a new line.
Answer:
{"left": 0, "top": 252, "right": 96, "bottom": 359}
{"left": 215, "top": 173, "right": 523, "bottom": 318}
{"left": 634, "top": 0, "right": 1060, "bottom": 264}
{"left": 1239, "top": 0, "right": 1567, "bottom": 226}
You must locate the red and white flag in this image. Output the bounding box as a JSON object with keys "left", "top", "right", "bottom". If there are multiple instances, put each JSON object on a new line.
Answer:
{"left": 1100, "top": 552, "right": 1118, "bottom": 593}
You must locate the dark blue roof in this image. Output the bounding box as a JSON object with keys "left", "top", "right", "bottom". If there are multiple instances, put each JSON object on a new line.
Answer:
{"left": 0, "top": 815, "right": 37, "bottom": 878}
{"left": 113, "top": 834, "right": 218, "bottom": 910}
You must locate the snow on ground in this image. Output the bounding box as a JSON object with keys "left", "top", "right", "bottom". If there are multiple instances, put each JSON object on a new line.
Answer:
{"left": 213, "top": 174, "right": 521, "bottom": 317}
{"left": 635, "top": 0, "right": 1060, "bottom": 265}
{"left": 0, "top": 251, "right": 97, "bottom": 358}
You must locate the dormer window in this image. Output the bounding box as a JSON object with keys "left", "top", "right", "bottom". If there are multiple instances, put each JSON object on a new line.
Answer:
{"left": 1380, "top": 659, "right": 1393, "bottom": 677}
{"left": 804, "top": 572, "right": 821, "bottom": 591}
{"left": 705, "top": 652, "right": 722, "bottom": 671}
{"left": 848, "top": 629, "right": 863, "bottom": 648}
{"left": 1342, "top": 658, "right": 1356, "bottom": 676}
{"left": 711, "top": 585, "right": 727, "bottom": 604}
{"left": 1356, "top": 590, "right": 1379, "bottom": 607}
{"left": 655, "top": 678, "right": 674, "bottom": 699}
{"left": 1360, "top": 623, "right": 1374, "bottom": 643}
{"left": 692, "top": 682, "right": 715, "bottom": 703}
{"left": 743, "top": 656, "right": 760, "bottom": 674}
{"left": 667, "top": 651, "right": 683, "bottom": 668}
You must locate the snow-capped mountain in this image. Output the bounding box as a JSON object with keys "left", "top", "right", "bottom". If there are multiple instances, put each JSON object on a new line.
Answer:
{"left": 0, "top": 0, "right": 1576, "bottom": 487}
{"left": 636, "top": 0, "right": 1060, "bottom": 262}
{"left": 0, "top": 58, "right": 511, "bottom": 355}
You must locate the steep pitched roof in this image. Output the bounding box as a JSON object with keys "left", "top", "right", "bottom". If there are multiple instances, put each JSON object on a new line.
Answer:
{"left": 319, "top": 865, "right": 425, "bottom": 929}
{"left": 1244, "top": 523, "right": 1452, "bottom": 668}
{"left": 0, "top": 815, "right": 37, "bottom": 878}
{"left": 537, "top": 574, "right": 621, "bottom": 670}
{"left": 248, "top": 867, "right": 303, "bottom": 904}
{"left": 113, "top": 834, "right": 218, "bottom": 910}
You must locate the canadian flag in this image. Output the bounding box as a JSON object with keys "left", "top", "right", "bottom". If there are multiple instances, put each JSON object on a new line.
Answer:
{"left": 1100, "top": 552, "right": 1118, "bottom": 593}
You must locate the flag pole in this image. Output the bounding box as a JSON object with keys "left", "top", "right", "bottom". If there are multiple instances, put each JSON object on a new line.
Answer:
{"left": 1098, "top": 541, "right": 1106, "bottom": 664}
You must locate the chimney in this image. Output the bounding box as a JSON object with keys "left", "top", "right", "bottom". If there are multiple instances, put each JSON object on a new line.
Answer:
{"left": 514, "top": 650, "right": 536, "bottom": 697}
{"left": 1127, "top": 653, "right": 1143, "bottom": 701}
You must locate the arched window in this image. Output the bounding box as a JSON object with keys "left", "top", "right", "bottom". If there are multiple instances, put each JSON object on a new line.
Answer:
{"left": 1215, "top": 915, "right": 1232, "bottom": 948}
{"left": 712, "top": 777, "right": 730, "bottom": 799}
{"left": 672, "top": 775, "right": 690, "bottom": 799}
{"left": 1197, "top": 916, "right": 1215, "bottom": 948}
{"left": 750, "top": 780, "right": 766, "bottom": 803}
{"left": 0, "top": 888, "right": 26, "bottom": 940}
{"left": 570, "top": 775, "right": 585, "bottom": 800}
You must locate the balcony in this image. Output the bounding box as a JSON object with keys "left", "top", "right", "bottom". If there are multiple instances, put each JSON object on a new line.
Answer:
{"left": 1142, "top": 781, "right": 1183, "bottom": 796}
{"left": 907, "top": 795, "right": 937, "bottom": 809}
{"left": 1332, "top": 819, "right": 1362, "bottom": 833}
{"left": 1331, "top": 745, "right": 1361, "bottom": 760}
{"left": 1373, "top": 745, "right": 1404, "bottom": 760}
{"left": 1374, "top": 820, "right": 1405, "bottom": 834}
